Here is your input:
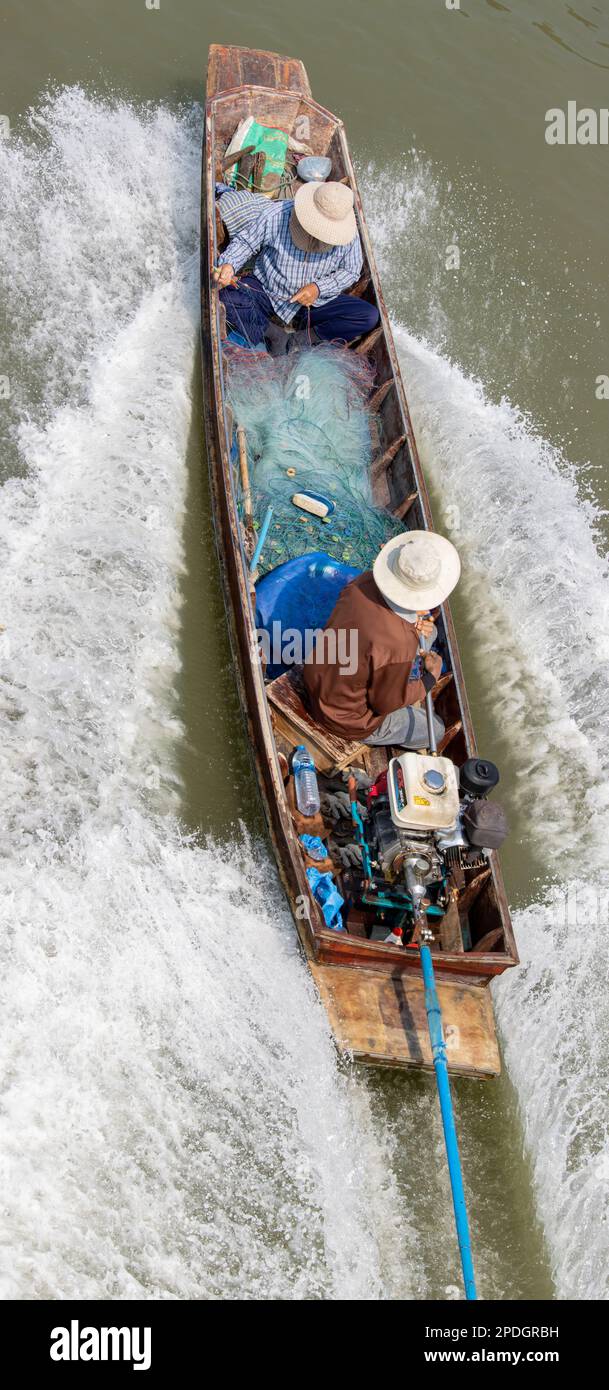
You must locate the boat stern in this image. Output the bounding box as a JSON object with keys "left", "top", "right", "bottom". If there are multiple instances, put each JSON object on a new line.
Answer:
{"left": 309, "top": 962, "right": 501, "bottom": 1077}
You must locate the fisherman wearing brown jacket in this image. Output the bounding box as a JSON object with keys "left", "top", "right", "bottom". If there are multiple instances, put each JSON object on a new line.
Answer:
{"left": 303, "top": 531, "right": 461, "bottom": 749}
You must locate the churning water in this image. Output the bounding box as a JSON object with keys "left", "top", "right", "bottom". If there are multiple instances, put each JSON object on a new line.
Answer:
{"left": 0, "top": 92, "right": 423, "bottom": 1301}
{"left": 1, "top": 90, "right": 607, "bottom": 1300}
{"left": 364, "top": 165, "right": 609, "bottom": 1302}
{"left": 394, "top": 332, "right": 609, "bottom": 1301}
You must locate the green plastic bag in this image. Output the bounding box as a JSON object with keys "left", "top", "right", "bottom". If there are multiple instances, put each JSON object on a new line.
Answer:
{"left": 228, "top": 117, "right": 289, "bottom": 191}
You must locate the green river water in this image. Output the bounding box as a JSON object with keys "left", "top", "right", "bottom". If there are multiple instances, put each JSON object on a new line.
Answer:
{"left": 1, "top": 0, "right": 608, "bottom": 1300}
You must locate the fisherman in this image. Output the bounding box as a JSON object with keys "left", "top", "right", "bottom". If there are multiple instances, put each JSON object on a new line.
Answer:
{"left": 303, "top": 531, "right": 461, "bottom": 749}
{"left": 213, "top": 182, "right": 379, "bottom": 347}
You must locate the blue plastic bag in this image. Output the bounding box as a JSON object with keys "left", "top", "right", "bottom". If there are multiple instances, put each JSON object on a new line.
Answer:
{"left": 299, "top": 834, "right": 327, "bottom": 861}
{"left": 306, "top": 867, "right": 345, "bottom": 931}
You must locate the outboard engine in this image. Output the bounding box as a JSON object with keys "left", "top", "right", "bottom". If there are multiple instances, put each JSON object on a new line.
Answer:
{"left": 347, "top": 694, "right": 508, "bottom": 946}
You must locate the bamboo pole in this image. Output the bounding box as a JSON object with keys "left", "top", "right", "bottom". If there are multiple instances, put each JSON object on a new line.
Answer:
{"left": 237, "top": 425, "right": 252, "bottom": 526}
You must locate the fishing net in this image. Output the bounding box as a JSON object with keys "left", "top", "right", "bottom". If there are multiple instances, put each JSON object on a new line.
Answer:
{"left": 224, "top": 344, "right": 404, "bottom": 575}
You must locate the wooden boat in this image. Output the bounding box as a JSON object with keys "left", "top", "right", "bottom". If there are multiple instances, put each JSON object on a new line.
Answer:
{"left": 201, "top": 44, "right": 519, "bottom": 1078}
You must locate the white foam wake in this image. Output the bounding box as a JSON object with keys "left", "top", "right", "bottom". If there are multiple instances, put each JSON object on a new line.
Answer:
{"left": 0, "top": 91, "right": 420, "bottom": 1301}
{"left": 4, "top": 85, "right": 608, "bottom": 1303}
{"left": 393, "top": 328, "right": 609, "bottom": 1299}
{"left": 363, "top": 162, "right": 609, "bottom": 1296}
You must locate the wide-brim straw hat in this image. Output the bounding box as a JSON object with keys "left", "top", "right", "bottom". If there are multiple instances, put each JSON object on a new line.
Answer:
{"left": 373, "top": 530, "right": 461, "bottom": 612}
{"left": 294, "top": 181, "right": 357, "bottom": 246}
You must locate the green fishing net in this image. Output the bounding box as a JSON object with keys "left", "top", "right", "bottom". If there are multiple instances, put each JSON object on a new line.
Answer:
{"left": 224, "top": 344, "right": 404, "bottom": 575}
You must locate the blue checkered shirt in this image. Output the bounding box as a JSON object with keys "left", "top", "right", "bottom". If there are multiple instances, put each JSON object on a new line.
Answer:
{"left": 216, "top": 186, "right": 270, "bottom": 238}
{"left": 217, "top": 198, "right": 363, "bottom": 323}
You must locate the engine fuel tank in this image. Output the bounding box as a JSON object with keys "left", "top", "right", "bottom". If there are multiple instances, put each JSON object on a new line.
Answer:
{"left": 388, "top": 752, "right": 460, "bottom": 832}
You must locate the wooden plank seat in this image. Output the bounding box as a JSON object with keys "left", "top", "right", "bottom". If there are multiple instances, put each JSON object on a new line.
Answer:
{"left": 266, "top": 665, "right": 366, "bottom": 772}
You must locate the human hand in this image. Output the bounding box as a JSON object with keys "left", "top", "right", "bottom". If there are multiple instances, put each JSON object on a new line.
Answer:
{"left": 291, "top": 283, "right": 319, "bottom": 306}
{"left": 421, "top": 650, "right": 442, "bottom": 682}
{"left": 415, "top": 615, "right": 435, "bottom": 640}
{"left": 214, "top": 263, "right": 236, "bottom": 287}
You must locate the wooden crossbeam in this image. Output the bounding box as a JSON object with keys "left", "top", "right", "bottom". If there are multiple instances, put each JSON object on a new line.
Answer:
{"left": 348, "top": 271, "right": 372, "bottom": 298}
{"left": 431, "top": 672, "right": 454, "bottom": 700}
{"left": 459, "top": 868, "right": 492, "bottom": 919}
{"left": 371, "top": 433, "right": 407, "bottom": 481}
{"left": 393, "top": 489, "right": 418, "bottom": 521}
{"left": 438, "top": 719, "right": 463, "bottom": 754}
{"left": 369, "top": 379, "right": 394, "bottom": 412}
{"left": 473, "top": 926, "right": 504, "bottom": 954}
{"left": 353, "top": 324, "right": 384, "bottom": 355}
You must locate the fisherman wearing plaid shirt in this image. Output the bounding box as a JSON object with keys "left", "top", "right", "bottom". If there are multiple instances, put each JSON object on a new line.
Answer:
{"left": 215, "top": 182, "right": 380, "bottom": 347}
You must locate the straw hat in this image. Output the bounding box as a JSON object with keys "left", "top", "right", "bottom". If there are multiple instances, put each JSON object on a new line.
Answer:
{"left": 293, "top": 181, "right": 357, "bottom": 246}
{"left": 373, "top": 531, "right": 461, "bottom": 612}
{"left": 289, "top": 210, "right": 332, "bottom": 253}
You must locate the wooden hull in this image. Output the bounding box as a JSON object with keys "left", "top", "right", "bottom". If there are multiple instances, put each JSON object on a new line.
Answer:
{"left": 201, "top": 44, "right": 518, "bottom": 1076}
{"left": 310, "top": 964, "right": 500, "bottom": 1077}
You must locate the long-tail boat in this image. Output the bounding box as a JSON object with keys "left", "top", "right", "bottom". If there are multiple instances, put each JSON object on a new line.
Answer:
{"left": 201, "top": 44, "right": 519, "bottom": 1078}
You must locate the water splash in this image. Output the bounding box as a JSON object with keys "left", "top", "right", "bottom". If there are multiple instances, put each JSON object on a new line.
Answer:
{"left": 392, "top": 327, "right": 609, "bottom": 1299}
{"left": 0, "top": 91, "right": 420, "bottom": 1301}
{"left": 495, "top": 886, "right": 609, "bottom": 1301}
{"left": 361, "top": 161, "right": 609, "bottom": 1297}
{"left": 3, "top": 85, "right": 607, "bottom": 1303}
{"left": 393, "top": 329, "right": 609, "bottom": 868}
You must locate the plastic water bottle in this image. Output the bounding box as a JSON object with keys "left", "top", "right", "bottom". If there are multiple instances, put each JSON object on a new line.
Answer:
{"left": 293, "top": 745, "right": 320, "bottom": 817}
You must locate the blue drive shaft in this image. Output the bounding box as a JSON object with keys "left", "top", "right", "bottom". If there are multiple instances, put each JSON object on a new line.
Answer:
{"left": 420, "top": 942, "right": 477, "bottom": 1300}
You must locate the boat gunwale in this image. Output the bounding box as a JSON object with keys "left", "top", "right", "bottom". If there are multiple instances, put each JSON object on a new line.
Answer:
{"left": 201, "top": 58, "right": 518, "bottom": 981}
